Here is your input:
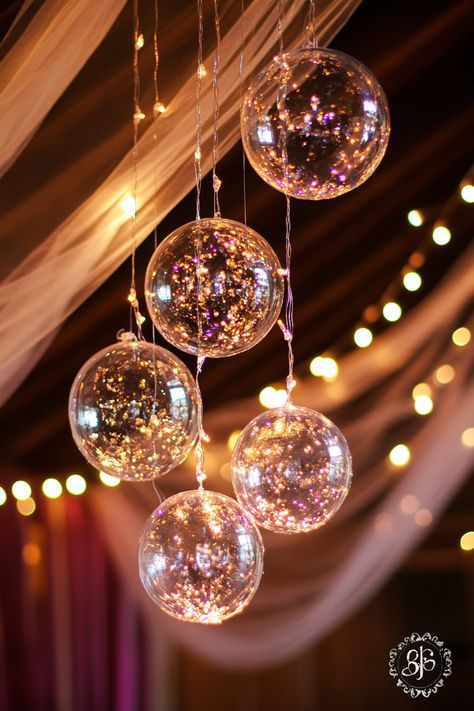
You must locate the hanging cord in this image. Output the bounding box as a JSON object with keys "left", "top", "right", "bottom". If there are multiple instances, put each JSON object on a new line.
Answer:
{"left": 193, "top": 0, "right": 207, "bottom": 489}
{"left": 212, "top": 0, "right": 222, "bottom": 217}
{"left": 128, "top": 0, "right": 146, "bottom": 339}
{"left": 276, "top": 0, "right": 296, "bottom": 403}
{"left": 239, "top": 0, "right": 247, "bottom": 225}
{"left": 303, "top": 0, "right": 318, "bottom": 48}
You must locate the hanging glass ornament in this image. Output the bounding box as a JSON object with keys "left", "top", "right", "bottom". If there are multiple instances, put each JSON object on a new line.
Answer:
{"left": 231, "top": 405, "right": 352, "bottom": 533}
{"left": 138, "top": 489, "right": 264, "bottom": 623}
{"left": 69, "top": 334, "right": 197, "bottom": 481}
{"left": 241, "top": 47, "right": 390, "bottom": 200}
{"left": 145, "top": 218, "right": 284, "bottom": 358}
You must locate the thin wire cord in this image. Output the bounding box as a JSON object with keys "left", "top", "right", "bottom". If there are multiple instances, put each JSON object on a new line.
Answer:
{"left": 212, "top": 0, "right": 222, "bottom": 217}
{"left": 276, "top": 0, "right": 295, "bottom": 403}
{"left": 194, "top": 0, "right": 207, "bottom": 489}
{"left": 304, "top": 0, "right": 318, "bottom": 48}
{"left": 239, "top": 0, "right": 247, "bottom": 225}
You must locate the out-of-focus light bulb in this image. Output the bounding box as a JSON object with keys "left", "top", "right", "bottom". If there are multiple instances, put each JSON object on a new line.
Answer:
{"left": 460, "top": 531, "right": 474, "bottom": 551}
{"left": 309, "top": 356, "right": 338, "bottom": 381}
{"left": 22, "top": 542, "right": 42, "bottom": 566}
{"left": 135, "top": 33, "right": 144, "bottom": 49}
{"left": 382, "top": 302, "right": 402, "bottom": 322}
{"left": 42, "top": 478, "right": 62, "bottom": 499}
{"left": 354, "top": 327, "right": 373, "bottom": 348}
{"left": 434, "top": 364, "right": 455, "bottom": 385}
{"left": 121, "top": 194, "right": 136, "bottom": 218}
{"left": 460, "top": 184, "right": 474, "bottom": 203}
{"left": 414, "top": 508, "right": 432, "bottom": 527}
{"left": 197, "top": 63, "right": 207, "bottom": 78}
{"left": 12, "top": 480, "right": 32, "bottom": 501}
{"left": 452, "top": 326, "right": 471, "bottom": 347}
{"left": 414, "top": 394, "right": 433, "bottom": 415}
{"left": 259, "top": 386, "right": 287, "bottom": 409}
{"left": 407, "top": 209, "right": 423, "bottom": 227}
{"left": 227, "top": 431, "right": 241, "bottom": 452}
{"left": 0, "top": 487, "right": 6, "bottom": 505}
{"left": 432, "top": 225, "right": 451, "bottom": 245}
{"left": 99, "top": 471, "right": 121, "bottom": 487}
{"left": 400, "top": 495, "right": 419, "bottom": 514}
{"left": 16, "top": 497, "right": 36, "bottom": 516}
{"left": 461, "top": 428, "right": 474, "bottom": 448}
{"left": 66, "top": 474, "right": 87, "bottom": 496}
{"left": 412, "top": 383, "right": 431, "bottom": 399}
{"left": 389, "top": 444, "right": 410, "bottom": 467}
{"left": 403, "top": 271, "right": 422, "bottom": 292}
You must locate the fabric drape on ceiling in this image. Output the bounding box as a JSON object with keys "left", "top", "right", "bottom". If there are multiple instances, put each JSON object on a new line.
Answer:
{"left": 91, "top": 245, "right": 474, "bottom": 669}
{"left": 0, "top": 0, "right": 361, "bottom": 408}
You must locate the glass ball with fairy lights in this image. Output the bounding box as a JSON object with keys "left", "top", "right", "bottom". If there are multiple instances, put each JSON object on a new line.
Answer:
{"left": 145, "top": 218, "right": 284, "bottom": 358}
{"left": 241, "top": 46, "right": 390, "bottom": 200}
{"left": 69, "top": 334, "right": 197, "bottom": 481}
{"left": 231, "top": 404, "right": 352, "bottom": 533}
{"left": 138, "top": 489, "right": 264, "bottom": 623}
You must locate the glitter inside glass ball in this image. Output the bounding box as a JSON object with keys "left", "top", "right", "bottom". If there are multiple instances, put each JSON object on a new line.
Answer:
{"left": 138, "top": 489, "right": 264, "bottom": 623}
{"left": 145, "top": 218, "right": 284, "bottom": 357}
{"left": 232, "top": 405, "right": 352, "bottom": 533}
{"left": 241, "top": 47, "right": 390, "bottom": 199}
{"left": 69, "top": 338, "right": 197, "bottom": 481}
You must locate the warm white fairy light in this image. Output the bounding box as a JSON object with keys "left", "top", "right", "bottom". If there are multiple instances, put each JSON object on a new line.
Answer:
{"left": 414, "top": 394, "right": 433, "bottom": 415}
{"left": 121, "top": 194, "right": 136, "bottom": 218}
{"left": 432, "top": 224, "right": 451, "bottom": 245}
{"left": 16, "top": 498, "right": 36, "bottom": 516}
{"left": 227, "top": 430, "right": 241, "bottom": 451}
{"left": 309, "top": 355, "right": 338, "bottom": 381}
{"left": 12, "top": 480, "right": 32, "bottom": 501}
{"left": 460, "top": 184, "right": 474, "bottom": 203}
{"left": 403, "top": 271, "right": 422, "bottom": 292}
{"left": 434, "top": 364, "right": 455, "bottom": 385}
{"left": 389, "top": 444, "right": 410, "bottom": 467}
{"left": 460, "top": 531, "right": 474, "bottom": 551}
{"left": 66, "top": 474, "right": 87, "bottom": 495}
{"left": 99, "top": 471, "right": 121, "bottom": 487}
{"left": 42, "top": 478, "right": 62, "bottom": 499}
{"left": 412, "top": 382, "right": 431, "bottom": 399}
{"left": 354, "top": 327, "right": 373, "bottom": 348}
{"left": 0, "top": 487, "right": 6, "bottom": 506}
{"left": 461, "top": 428, "right": 474, "bottom": 448}
{"left": 259, "top": 386, "right": 287, "bottom": 409}
{"left": 452, "top": 326, "right": 471, "bottom": 347}
{"left": 407, "top": 209, "right": 423, "bottom": 227}
{"left": 382, "top": 301, "right": 402, "bottom": 322}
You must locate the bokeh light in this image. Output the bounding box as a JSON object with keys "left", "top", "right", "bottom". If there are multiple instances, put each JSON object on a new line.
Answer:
{"left": 354, "top": 327, "right": 373, "bottom": 348}
{"left": 460, "top": 531, "right": 474, "bottom": 551}
{"left": 461, "top": 428, "right": 474, "bottom": 448}
{"left": 12, "top": 480, "right": 32, "bottom": 501}
{"left": 414, "top": 394, "right": 434, "bottom": 415}
{"left": 16, "top": 497, "right": 36, "bottom": 516}
{"left": 0, "top": 487, "right": 6, "bottom": 506}
{"left": 407, "top": 209, "right": 423, "bottom": 227}
{"left": 389, "top": 444, "right": 411, "bottom": 467}
{"left": 434, "top": 364, "right": 455, "bottom": 385}
{"left": 382, "top": 302, "right": 402, "bottom": 322}
{"left": 432, "top": 225, "right": 451, "bottom": 246}
{"left": 99, "top": 471, "right": 121, "bottom": 487}
{"left": 460, "top": 184, "right": 474, "bottom": 203}
{"left": 66, "top": 474, "right": 87, "bottom": 496}
{"left": 452, "top": 326, "right": 471, "bottom": 347}
{"left": 42, "top": 478, "right": 62, "bottom": 499}
{"left": 403, "top": 271, "right": 422, "bottom": 292}
{"left": 259, "top": 386, "right": 287, "bottom": 409}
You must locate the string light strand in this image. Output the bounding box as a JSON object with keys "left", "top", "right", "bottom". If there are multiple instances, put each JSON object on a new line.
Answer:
{"left": 212, "top": 0, "right": 222, "bottom": 217}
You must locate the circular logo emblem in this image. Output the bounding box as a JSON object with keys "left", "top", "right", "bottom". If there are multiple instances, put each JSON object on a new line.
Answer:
{"left": 389, "top": 633, "right": 452, "bottom": 698}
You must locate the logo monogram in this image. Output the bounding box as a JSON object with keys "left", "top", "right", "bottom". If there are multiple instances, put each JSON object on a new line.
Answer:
{"left": 389, "top": 632, "right": 452, "bottom": 698}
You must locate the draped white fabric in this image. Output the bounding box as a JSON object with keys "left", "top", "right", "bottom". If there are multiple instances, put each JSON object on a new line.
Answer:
{"left": 0, "top": 0, "right": 360, "bottom": 407}
{"left": 91, "top": 246, "right": 474, "bottom": 669}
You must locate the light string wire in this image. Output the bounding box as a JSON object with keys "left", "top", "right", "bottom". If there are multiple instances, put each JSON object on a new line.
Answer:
{"left": 212, "top": 0, "right": 222, "bottom": 217}
{"left": 239, "top": 0, "right": 247, "bottom": 225}
{"left": 304, "top": 0, "right": 318, "bottom": 48}
{"left": 276, "top": 0, "right": 296, "bottom": 402}
{"left": 194, "top": 0, "right": 207, "bottom": 489}
{"left": 128, "top": 0, "right": 145, "bottom": 340}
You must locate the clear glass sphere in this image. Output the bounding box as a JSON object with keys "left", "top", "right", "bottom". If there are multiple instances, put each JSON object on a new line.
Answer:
{"left": 138, "top": 489, "right": 264, "bottom": 623}
{"left": 241, "top": 47, "right": 390, "bottom": 200}
{"left": 145, "top": 218, "right": 284, "bottom": 358}
{"left": 232, "top": 405, "right": 352, "bottom": 533}
{"left": 69, "top": 337, "right": 197, "bottom": 481}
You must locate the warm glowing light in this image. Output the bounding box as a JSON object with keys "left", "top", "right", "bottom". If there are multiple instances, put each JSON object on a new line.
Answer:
{"left": 460, "top": 184, "right": 474, "bottom": 203}
{"left": 135, "top": 33, "right": 144, "bottom": 49}
{"left": 12, "top": 480, "right": 32, "bottom": 501}
{"left": 198, "top": 63, "right": 207, "bottom": 78}
{"left": 153, "top": 102, "right": 166, "bottom": 115}
{"left": 432, "top": 225, "right": 451, "bottom": 246}
{"left": 389, "top": 444, "right": 411, "bottom": 467}
{"left": 409, "top": 252, "right": 425, "bottom": 269}
{"left": 403, "top": 271, "right": 422, "bottom": 292}
{"left": 66, "top": 474, "right": 87, "bottom": 496}
{"left": 259, "top": 386, "right": 287, "bottom": 409}
{"left": 382, "top": 301, "right": 402, "bottom": 322}
{"left": 452, "top": 326, "right": 471, "bottom": 347}
{"left": 461, "top": 428, "right": 474, "bottom": 448}
{"left": 400, "top": 495, "right": 419, "bottom": 514}
{"left": 434, "top": 364, "right": 455, "bottom": 385}
{"left": 42, "top": 478, "right": 62, "bottom": 499}
{"left": 412, "top": 382, "right": 431, "bottom": 399}
{"left": 23, "top": 542, "right": 41, "bottom": 566}
{"left": 460, "top": 531, "right": 474, "bottom": 551}
{"left": 99, "top": 471, "right": 121, "bottom": 487}
{"left": 219, "top": 462, "right": 232, "bottom": 480}
{"left": 16, "top": 497, "right": 36, "bottom": 516}
{"left": 414, "top": 508, "right": 432, "bottom": 527}
{"left": 354, "top": 327, "right": 373, "bottom": 348}
{"left": 0, "top": 487, "right": 6, "bottom": 506}
{"left": 414, "top": 394, "right": 433, "bottom": 415}
{"left": 227, "top": 430, "right": 241, "bottom": 452}
{"left": 121, "top": 194, "right": 136, "bottom": 218}
{"left": 309, "top": 355, "right": 338, "bottom": 381}
{"left": 407, "top": 209, "right": 423, "bottom": 227}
